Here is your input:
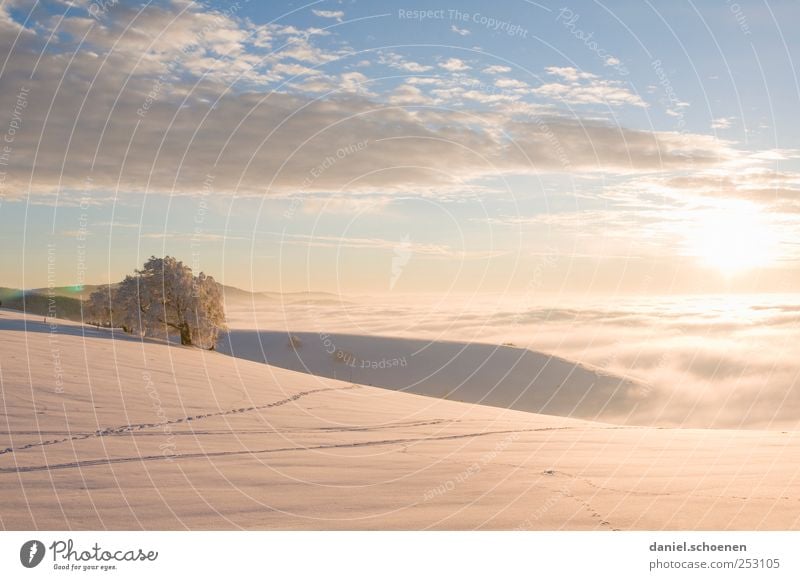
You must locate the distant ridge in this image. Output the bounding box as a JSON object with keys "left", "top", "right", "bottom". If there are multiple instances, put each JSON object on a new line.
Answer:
{"left": 0, "top": 287, "right": 85, "bottom": 321}
{"left": 0, "top": 283, "right": 346, "bottom": 319}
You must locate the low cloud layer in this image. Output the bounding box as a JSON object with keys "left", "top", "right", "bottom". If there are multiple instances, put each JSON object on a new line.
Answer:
{"left": 226, "top": 293, "right": 800, "bottom": 429}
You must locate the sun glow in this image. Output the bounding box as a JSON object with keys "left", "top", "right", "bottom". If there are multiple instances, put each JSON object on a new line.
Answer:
{"left": 687, "top": 204, "right": 778, "bottom": 275}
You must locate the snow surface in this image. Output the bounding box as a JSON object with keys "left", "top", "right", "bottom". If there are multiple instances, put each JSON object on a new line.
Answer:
{"left": 218, "top": 330, "right": 644, "bottom": 424}
{"left": 2, "top": 309, "right": 800, "bottom": 530}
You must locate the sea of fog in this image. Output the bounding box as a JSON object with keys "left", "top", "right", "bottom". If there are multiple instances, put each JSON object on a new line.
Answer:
{"left": 223, "top": 293, "right": 800, "bottom": 429}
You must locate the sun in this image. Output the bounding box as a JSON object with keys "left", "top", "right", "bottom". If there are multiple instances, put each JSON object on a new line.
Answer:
{"left": 687, "top": 204, "right": 778, "bottom": 275}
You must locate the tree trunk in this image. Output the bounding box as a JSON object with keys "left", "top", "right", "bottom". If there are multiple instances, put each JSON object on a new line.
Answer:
{"left": 179, "top": 322, "right": 192, "bottom": 345}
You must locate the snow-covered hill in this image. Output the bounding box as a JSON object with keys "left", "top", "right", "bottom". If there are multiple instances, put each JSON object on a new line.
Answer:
{"left": 2, "top": 309, "right": 800, "bottom": 530}
{"left": 219, "top": 330, "right": 643, "bottom": 424}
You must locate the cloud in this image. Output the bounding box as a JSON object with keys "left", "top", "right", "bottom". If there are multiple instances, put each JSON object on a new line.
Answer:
{"left": 494, "top": 78, "right": 528, "bottom": 90}
{"left": 631, "top": 167, "right": 800, "bottom": 211}
{"left": 544, "top": 66, "right": 597, "bottom": 82}
{"left": 311, "top": 9, "right": 344, "bottom": 22}
{"left": 533, "top": 81, "right": 646, "bottom": 106}
{"left": 259, "top": 294, "right": 800, "bottom": 427}
{"left": 140, "top": 232, "right": 244, "bottom": 241}
{"left": 378, "top": 52, "right": 434, "bottom": 73}
{"left": 533, "top": 67, "right": 646, "bottom": 107}
{"left": 438, "top": 57, "right": 470, "bottom": 72}
{"left": 711, "top": 117, "right": 734, "bottom": 130}
{"left": 339, "top": 71, "right": 374, "bottom": 96}
{"left": 266, "top": 232, "right": 452, "bottom": 255}
{"left": 291, "top": 192, "right": 392, "bottom": 215}
{"left": 450, "top": 24, "right": 470, "bottom": 36}
{"left": 388, "top": 84, "right": 435, "bottom": 105}
{"left": 272, "top": 62, "right": 322, "bottom": 77}
{"left": 0, "top": 0, "right": 762, "bottom": 207}
{"left": 0, "top": 75, "right": 737, "bottom": 201}
{"left": 483, "top": 65, "right": 512, "bottom": 74}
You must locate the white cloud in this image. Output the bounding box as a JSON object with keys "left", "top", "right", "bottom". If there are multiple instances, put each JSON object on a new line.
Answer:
{"left": 379, "top": 52, "right": 433, "bottom": 73}
{"left": 711, "top": 117, "right": 734, "bottom": 130}
{"left": 438, "top": 57, "right": 470, "bottom": 72}
{"left": 544, "top": 66, "right": 596, "bottom": 82}
{"left": 244, "top": 294, "right": 800, "bottom": 427}
{"left": 293, "top": 193, "right": 392, "bottom": 215}
{"left": 339, "top": 71, "right": 374, "bottom": 96}
{"left": 405, "top": 77, "right": 442, "bottom": 86}
{"left": 748, "top": 149, "right": 800, "bottom": 161}
{"left": 533, "top": 81, "right": 646, "bottom": 107}
{"left": 483, "top": 65, "right": 512, "bottom": 74}
{"left": 461, "top": 90, "right": 519, "bottom": 104}
{"left": 494, "top": 78, "right": 528, "bottom": 90}
{"left": 311, "top": 9, "right": 344, "bottom": 22}
{"left": 269, "top": 232, "right": 451, "bottom": 255}
{"left": 630, "top": 166, "right": 800, "bottom": 213}
{"left": 289, "top": 76, "right": 337, "bottom": 93}
{"left": 450, "top": 24, "right": 470, "bottom": 36}
{"left": 0, "top": 0, "right": 762, "bottom": 208}
{"left": 531, "top": 67, "right": 646, "bottom": 107}
{"left": 272, "top": 62, "right": 321, "bottom": 77}
{"left": 398, "top": 61, "right": 433, "bottom": 73}
{"left": 388, "top": 84, "right": 434, "bottom": 105}
{"left": 279, "top": 35, "right": 343, "bottom": 65}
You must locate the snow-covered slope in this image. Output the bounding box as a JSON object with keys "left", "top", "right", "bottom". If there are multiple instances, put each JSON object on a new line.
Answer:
{"left": 219, "top": 330, "right": 643, "bottom": 424}
{"left": 2, "top": 309, "right": 800, "bottom": 530}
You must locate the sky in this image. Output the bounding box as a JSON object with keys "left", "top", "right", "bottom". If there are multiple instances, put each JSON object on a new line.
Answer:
{"left": 1, "top": 0, "right": 799, "bottom": 295}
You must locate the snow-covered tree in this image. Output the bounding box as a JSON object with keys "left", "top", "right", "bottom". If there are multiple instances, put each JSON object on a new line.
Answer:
{"left": 86, "top": 256, "right": 226, "bottom": 349}
{"left": 190, "top": 271, "right": 226, "bottom": 349}
{"left": 86, "top": 287, "right": 113, "bottom": 327}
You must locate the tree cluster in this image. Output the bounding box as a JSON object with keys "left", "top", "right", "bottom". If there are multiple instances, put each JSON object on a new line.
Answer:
{"left": 87, "top": 256, "right": 226, "bottom": 349}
